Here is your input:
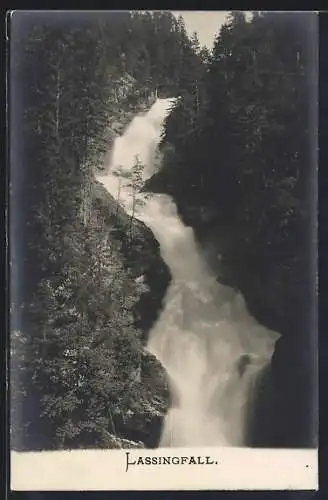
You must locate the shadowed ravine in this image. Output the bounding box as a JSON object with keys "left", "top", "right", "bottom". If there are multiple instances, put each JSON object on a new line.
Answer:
{"left": 97, "top": 98, "right": 280, "bottom": 448}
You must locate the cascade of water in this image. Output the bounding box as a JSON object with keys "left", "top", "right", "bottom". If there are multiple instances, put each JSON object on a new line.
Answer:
{"left": 97, "top": 98, "right": 280, "bottom": 447}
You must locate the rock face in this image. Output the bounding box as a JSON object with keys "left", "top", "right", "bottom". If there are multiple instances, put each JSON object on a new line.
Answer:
{"left": 92, "top": 181, "right": 171, "bottom": 338}
{"left": 92, "top": 181, "right": 171, "bottom": 447}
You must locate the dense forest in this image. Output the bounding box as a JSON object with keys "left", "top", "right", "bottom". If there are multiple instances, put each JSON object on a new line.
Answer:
{"left": 10, "top": 10, "right": 206, "bottom": 450}
{"left": 10, "top": 10, "right": 317, "bottom": 450}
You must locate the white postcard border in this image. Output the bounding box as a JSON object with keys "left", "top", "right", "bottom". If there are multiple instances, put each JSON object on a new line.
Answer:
{"left": 11, "top": 447, "right": 318, "bottom": 491}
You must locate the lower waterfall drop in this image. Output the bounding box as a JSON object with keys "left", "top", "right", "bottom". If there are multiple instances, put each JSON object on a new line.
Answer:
{"left": 97, "top": 98, "right": 280, "bottom": 448}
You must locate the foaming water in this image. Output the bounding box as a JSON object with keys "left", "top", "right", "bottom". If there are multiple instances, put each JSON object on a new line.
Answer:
{"left": 97, "top": 98, "right": 280, "bottom": 447}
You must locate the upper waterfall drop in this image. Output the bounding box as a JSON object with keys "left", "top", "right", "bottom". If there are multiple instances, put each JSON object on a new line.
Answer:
{"left": 97, "top": 98, "right": 280, "bottom": 448}
{"left": 97, "top": 98, "right": 177, "bottom": 216}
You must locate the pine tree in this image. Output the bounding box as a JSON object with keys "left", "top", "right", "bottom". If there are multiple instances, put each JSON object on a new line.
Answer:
{"left": 156, "top": 10, "right": 313, "bottom": 324}
{"left": 13, "top": 9, "right": 200, "bottom": 450}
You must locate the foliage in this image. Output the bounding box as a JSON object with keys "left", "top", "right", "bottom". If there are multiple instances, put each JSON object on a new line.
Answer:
{"left": 152, "top": 11, "right": 315, "bottom": 337}
{"left": 10, "top": 10, "right": 199, "bottom": 449}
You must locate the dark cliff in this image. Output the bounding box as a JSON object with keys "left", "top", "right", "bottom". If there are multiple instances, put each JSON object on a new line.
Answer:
{"left": 92, "top": 181, "right": 171, "bottom": 344}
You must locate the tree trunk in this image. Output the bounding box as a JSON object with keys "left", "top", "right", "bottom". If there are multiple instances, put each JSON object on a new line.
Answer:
{"left": 56, "top": 68, "right": 61, "bottom": 137}
{"left": 129, "top": 188, "right": 136, "bottom": 236}
{"left": 116, "top": 178, "right": 122, "bottom": 213}
{"left": 196, "top": 81, "right": 199, "bottom": 114}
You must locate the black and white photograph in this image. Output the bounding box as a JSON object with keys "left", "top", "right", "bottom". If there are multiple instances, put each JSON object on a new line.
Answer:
{"left": 9, "top": 10, "right": 318, "bottom": 490}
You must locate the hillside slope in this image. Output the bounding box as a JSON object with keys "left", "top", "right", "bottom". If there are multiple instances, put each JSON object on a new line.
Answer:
{"left": 10, "top": 10, "right": 203, "bottom": 450}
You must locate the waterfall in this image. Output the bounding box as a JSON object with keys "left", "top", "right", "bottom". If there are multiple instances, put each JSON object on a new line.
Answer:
{"left": 97, "top": 98, "right": 280, "bottom": 448}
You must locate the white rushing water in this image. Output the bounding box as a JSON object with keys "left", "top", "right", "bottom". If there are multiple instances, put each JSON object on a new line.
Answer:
{"left": 97, "top": 98, "right": 280, "bottom": 448}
